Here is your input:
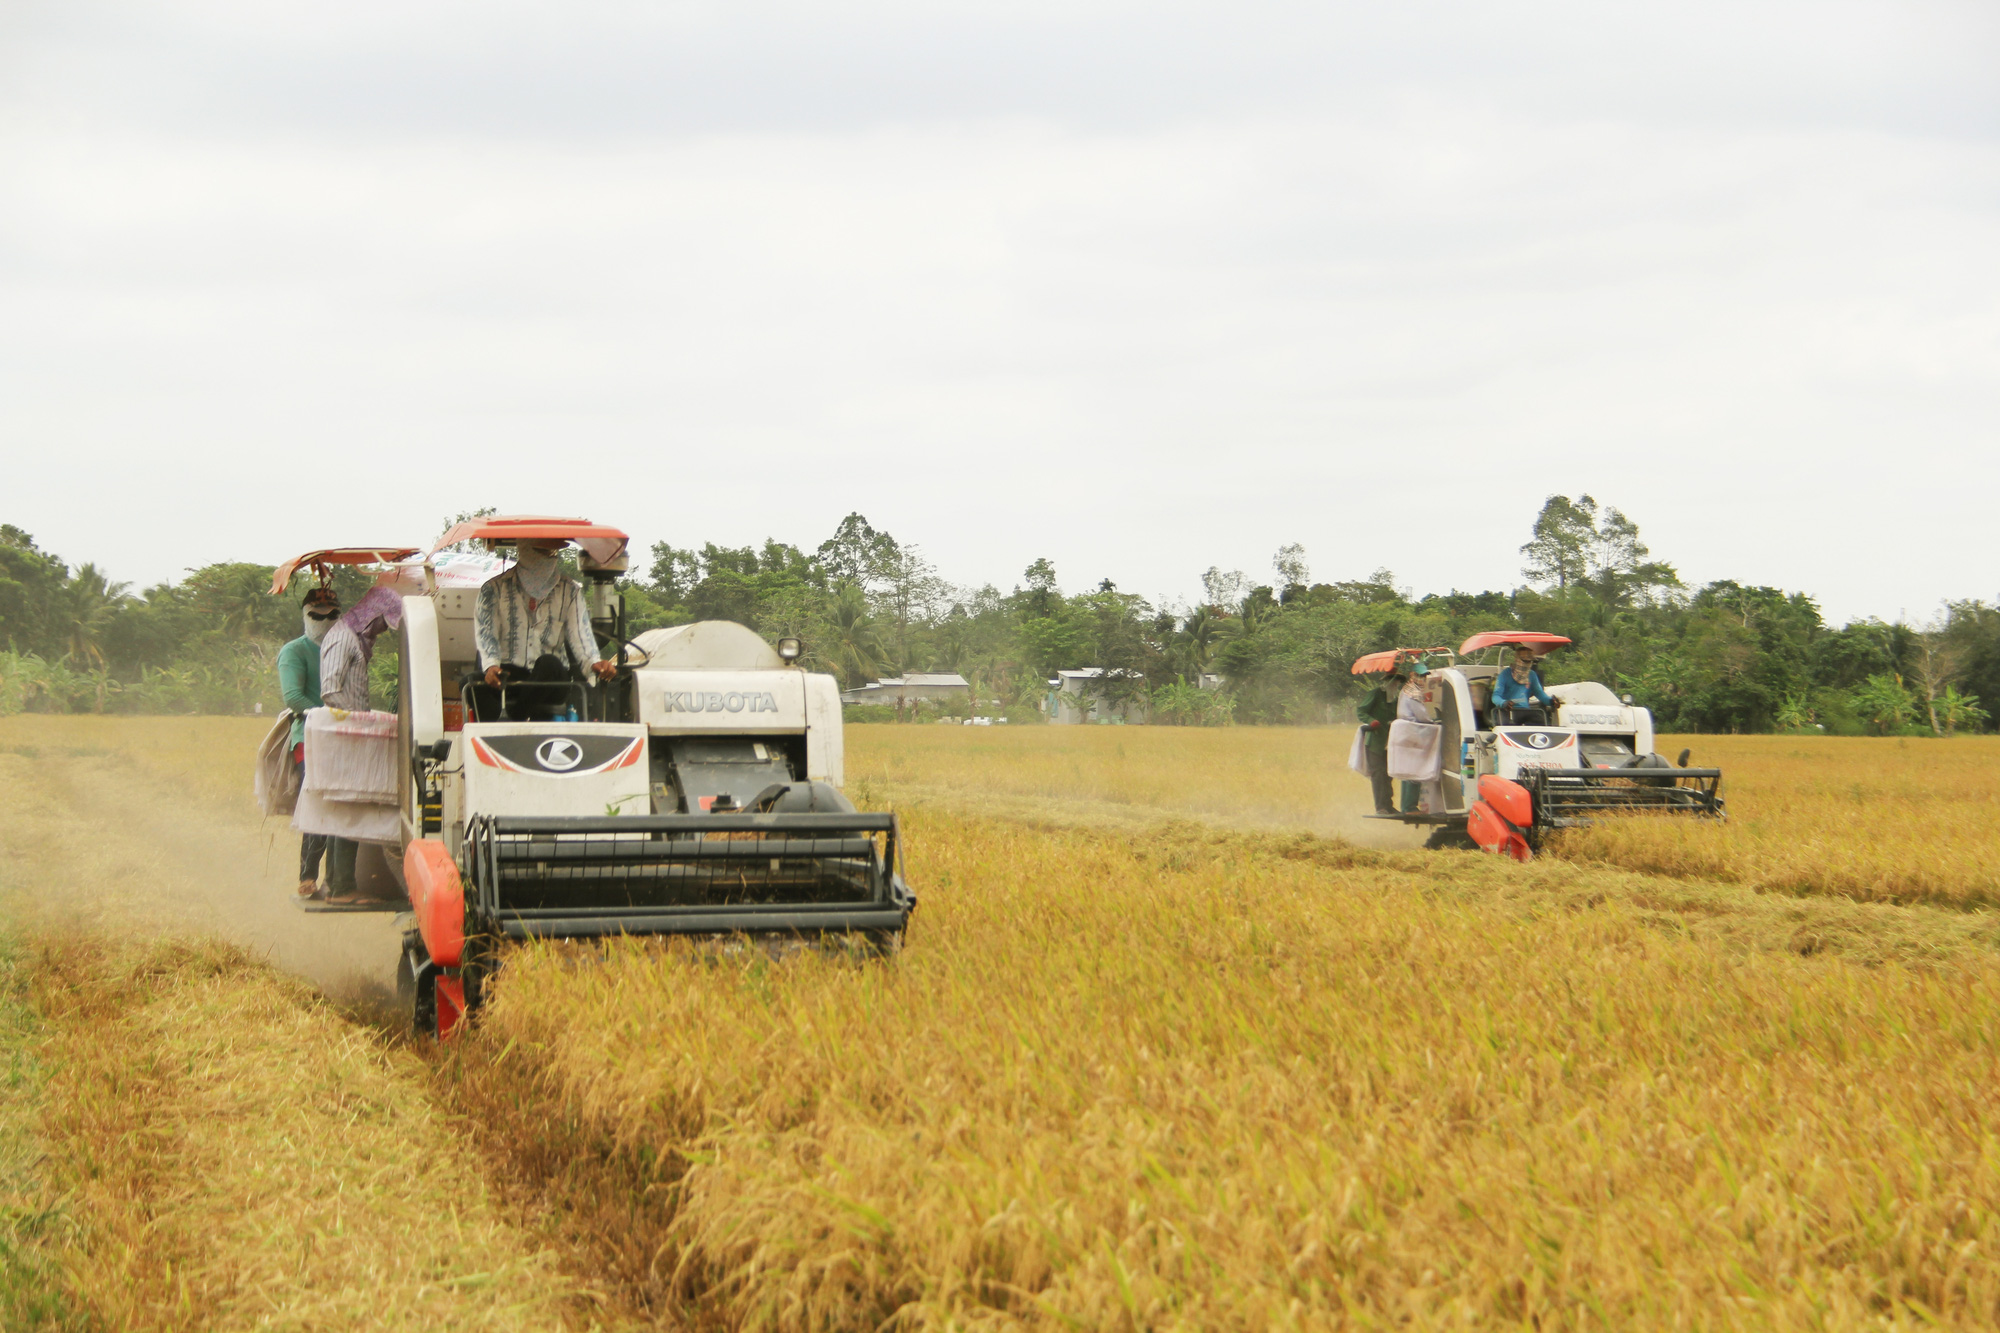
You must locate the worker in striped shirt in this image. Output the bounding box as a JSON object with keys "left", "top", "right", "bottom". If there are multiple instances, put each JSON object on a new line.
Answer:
{"left": 475, "top": 540, "right": 617, "bottom": 719}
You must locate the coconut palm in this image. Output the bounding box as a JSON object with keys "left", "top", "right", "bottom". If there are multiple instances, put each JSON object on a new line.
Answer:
{"left": 56, "top": 564, "right": 132, "bottom": 668}
{"left": 825, "top": 582, "right": 887, "bottom": 689}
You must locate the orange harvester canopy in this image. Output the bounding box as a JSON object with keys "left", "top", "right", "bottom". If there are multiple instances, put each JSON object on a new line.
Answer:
{"left": 269, "top": 547, "right": 422, "bottom": 595}
{"left": 427, "top": 515, "right": 629, "bottom": 564}
{"left": 1350, "top": 647, "right": 1454, "bottom": 676}
{"left": 1457, "top": 631, "right": 1573, "bottom": 657}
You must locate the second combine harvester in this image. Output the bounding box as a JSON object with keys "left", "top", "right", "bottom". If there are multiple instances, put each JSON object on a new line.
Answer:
{"left": 279, "top": 515, "right": 916, "bottom": 1037}
{"left": 1357, "top": 631, "right": 1724, "bottom": 861}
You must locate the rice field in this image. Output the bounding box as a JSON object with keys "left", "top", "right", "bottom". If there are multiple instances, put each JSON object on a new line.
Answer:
{"left": 848, "top": 726, "right": 2000, "bottom": 908}
{"left": 2, "top": 716, "right": 1998, "bottom": 1329}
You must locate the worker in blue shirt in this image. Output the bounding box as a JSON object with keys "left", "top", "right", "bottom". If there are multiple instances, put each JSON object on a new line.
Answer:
{"left": 1490, "top": 645, "right": 1556, "bottom": 719}
{"left": 277, "top": 586, "right": 339, "bottom": 896}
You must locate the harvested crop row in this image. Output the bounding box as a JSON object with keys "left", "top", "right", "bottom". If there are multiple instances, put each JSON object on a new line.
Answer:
{"left": 449, "top": 811, "right": 2000, "bottom": 1330}
{"left": 17, "top": 935, "right": 595, "bottom": 1332}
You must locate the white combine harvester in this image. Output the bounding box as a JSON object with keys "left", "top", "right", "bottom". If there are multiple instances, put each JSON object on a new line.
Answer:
{"left": 1356, "top": 631, "right": 1723, "bottom": 861}
{"left": 273, "top": 516, "right": 915, "bottom": 1036}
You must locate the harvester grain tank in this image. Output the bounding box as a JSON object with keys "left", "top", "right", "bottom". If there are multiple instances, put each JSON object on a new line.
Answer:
{"left": 274, "top": 516, "right": 915, "bottom": 1037}
{"left": 1355, "top": 632, "right": 1723, "bottom": 861}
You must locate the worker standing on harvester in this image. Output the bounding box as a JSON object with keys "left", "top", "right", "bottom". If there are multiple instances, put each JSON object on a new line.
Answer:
{"left": 317, "top": 585, "right": 404, "bottom": 900}
{"left": 475, "top": 539, "right": 618, "bottom": 719}
{"left": 1397, "top": 663, "right": 1444, "bottom": 813}
{"left": 1492, "top": 645, "right": 1556, "bottom": 721}
{"left": 278, "top": 586, "right": 339, "bottom": 898}
{"left": 1356, "top": 670, "right": 1400, "bottom": 814}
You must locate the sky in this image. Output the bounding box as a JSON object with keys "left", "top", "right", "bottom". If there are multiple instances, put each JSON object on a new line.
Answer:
{"left": 2, "top": 0, "right": 1996, "bottom": 624}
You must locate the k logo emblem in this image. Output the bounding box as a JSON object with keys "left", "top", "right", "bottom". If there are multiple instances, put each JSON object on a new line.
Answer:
{"left": 1527, "top": 733, "right": 1553, "bottom": 749}
{"left": 535, "top": 737, "right": 584, "bottom": 771}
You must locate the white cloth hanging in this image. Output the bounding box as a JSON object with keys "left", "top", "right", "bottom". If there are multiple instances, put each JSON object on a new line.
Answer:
{"left": 1347, "top": 725, "right": 1370, "bottom": 776}
{"left": 301, "top": 707, "right": 399, "bottom": 803}
{"left": 293, "top": 788, "right": 402, "bottom": 842}
{"left": 295, "top": 707, "right": 401, "bottom": 841}
{"left": 1387, "top": 719, "right": 1443, "bottom": 781}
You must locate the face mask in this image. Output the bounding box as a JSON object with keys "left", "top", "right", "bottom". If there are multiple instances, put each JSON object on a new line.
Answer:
{"left": 303, "top": 609, "right": 336, "bottom": 643}
{"left": 513, "top": 545, "right": 561, "bottom": 599}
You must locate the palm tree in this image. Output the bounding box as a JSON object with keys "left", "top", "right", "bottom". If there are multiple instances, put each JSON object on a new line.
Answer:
{"left": 825, "top": 583, "right": 886, "bottom": 689}
{"left": 56, "top": 564, "right": 132, "bottom": 668}
{"left": 1181, "top": 606, "right": 1227, "bottom": 678}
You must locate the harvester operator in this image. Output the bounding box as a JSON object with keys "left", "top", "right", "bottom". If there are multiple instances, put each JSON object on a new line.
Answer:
{"left": 475, "top": 540, "right": 617, "bottom": 719}
{"left": 1491, "top": 645, "right": 1556, "bottom": 721}
{"left": 278, "top": 586, "right": 339, "bottom": 897}
{"left": 1355, "top": 669, "right": 1401, "bottom": 814}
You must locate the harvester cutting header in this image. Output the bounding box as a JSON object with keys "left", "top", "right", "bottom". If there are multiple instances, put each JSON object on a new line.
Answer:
{"left": 271, "top": 515, "right": 915, "bottom": 1037}
{"left": 1352, "top": 632, "right": 1723, "bottom": 861}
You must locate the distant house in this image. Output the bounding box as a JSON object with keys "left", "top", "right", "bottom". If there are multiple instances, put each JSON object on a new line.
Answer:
{"left": 839, "top": 673, "right": 971, "bottom": 709}
{"left": 1045, "top": 668, "right": 1150, "bottom": 725}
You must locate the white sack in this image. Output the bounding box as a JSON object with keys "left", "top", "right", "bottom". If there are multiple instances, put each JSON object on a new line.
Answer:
{"left": 302, "top": 707, "right": 398, "bottom": 804}
{"left": 253, "top": 711, "right": 298, "bottom": 817}
{"left": 1347, "top": 726, "right": 1370, "bottom": 776}
{"left": 1387, "top": 719, "right": 1443, "bottom": 781}
{"left": 292, "top": 789, "right": 402, "bottom": 842}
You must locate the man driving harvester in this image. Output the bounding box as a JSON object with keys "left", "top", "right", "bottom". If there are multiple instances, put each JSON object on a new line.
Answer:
{"left": 474, "top": 537, "right": 619, "bottom": 720}
{"left": 1490, "top": 644, "right": 1558, "bottom": 724}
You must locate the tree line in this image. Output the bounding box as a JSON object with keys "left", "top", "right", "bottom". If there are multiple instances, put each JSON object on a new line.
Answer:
{"left": 2, "top": 503, "right": 1995, "bottom": 734}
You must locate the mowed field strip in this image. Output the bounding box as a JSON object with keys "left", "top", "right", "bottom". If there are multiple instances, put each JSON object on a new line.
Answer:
{"left": 2, "top": 716, "right": 1997, "bottom": 1329}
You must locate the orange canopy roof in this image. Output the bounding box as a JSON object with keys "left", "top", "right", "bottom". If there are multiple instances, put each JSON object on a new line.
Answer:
{"left": 1458, "top": 631, "right": 1572, "bottom": 656}
{"left": 1350, "top": 646, "right": 1454, "bottom": 676}
{"left": 427, "top": 515, "right": 629, "bottom": 557}
{"left": 268, "top": 547, "right": 421, "bottom": 595}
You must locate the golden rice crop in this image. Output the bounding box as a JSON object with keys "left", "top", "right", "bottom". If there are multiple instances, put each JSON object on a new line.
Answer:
{"left": 0, "top": 727, "right": 601, "bottom": 1331}
{"left": 453, "top": 810, "right": 2000, "bottom": 1330}
{"left": 8, "top": 716, "right": 2000, "bottom": 1329}
{"left": 845, "top": 724, "right": 1375, "bottom": 835}
{"left": 847, "top": 725, "right": 2000, "bottom": 909}
{"left": 1551, "top": 735, "right": 2000, "bottom": 909}
{"left": 19, "top": 935, "right": 594, "bottom": 1332}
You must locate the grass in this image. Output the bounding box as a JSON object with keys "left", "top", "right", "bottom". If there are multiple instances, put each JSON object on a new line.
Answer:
{"left": 0, "top": 937, "right": 82, "bottom": 1332}
{"left": 3, "top": 715, "right": 1999, "bottom": 1328}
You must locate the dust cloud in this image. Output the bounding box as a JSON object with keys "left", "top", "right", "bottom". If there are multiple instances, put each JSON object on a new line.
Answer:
{"left": 0, "top": 740, "right": 408, "bottom": 1021}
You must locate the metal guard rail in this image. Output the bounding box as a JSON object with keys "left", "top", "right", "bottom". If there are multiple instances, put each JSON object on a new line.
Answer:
{"left": 463, "top": 811, "right": 912, "bottom": 941}
{"left": 1522, "top": 766, "right": 1725, "bottom": 826}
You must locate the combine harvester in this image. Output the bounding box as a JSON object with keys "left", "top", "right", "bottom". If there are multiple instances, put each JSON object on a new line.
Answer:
{"left": 1355, "top": 632, "right": 1723, "bottom": 861}
{"left": 273, "top": 516, "right": 916, "bottom": 1036}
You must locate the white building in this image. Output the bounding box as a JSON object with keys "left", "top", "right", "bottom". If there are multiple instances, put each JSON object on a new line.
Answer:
{"left": 1045, "top": 668, "right": 1150, "bottom": 725}
{"left": 839, "top": 673, "right": 971, "bottom": 709}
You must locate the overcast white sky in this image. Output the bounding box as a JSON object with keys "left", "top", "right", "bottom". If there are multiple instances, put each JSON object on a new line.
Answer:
{"left": 3, "top": 0, "right": 1995, "bottom": 623}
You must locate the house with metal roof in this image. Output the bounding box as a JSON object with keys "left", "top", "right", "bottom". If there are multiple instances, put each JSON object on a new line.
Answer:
{"left": 1045, "top": 667, "right": 1151, "bottom": 724}
{"left": 839, "top": 673, "right": 971, "bottom": 708}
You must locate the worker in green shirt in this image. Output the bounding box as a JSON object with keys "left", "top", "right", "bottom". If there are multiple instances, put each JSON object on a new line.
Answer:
{"left": 1356, "top": 669, "right": 1402, "bottom": 814}
{"left": 278, "top": 586, "right": 340, "bottom": 897}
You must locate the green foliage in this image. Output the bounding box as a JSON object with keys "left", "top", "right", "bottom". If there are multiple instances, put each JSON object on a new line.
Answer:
{"left": 1933, "top": 684, "right": 1990, "bottom": 736}
{"left": 1850, "top": 673, "right": 1917, "bottom": 736}
{"left": 0, "top": 504, "right": 1993, "bottom": 733}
